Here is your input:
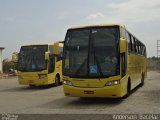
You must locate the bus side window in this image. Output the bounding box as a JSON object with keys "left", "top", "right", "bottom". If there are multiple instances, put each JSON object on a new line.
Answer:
{"left": 49, "top": 46, "right": 54, "bottom": 54}
{"left": 138, "top": 42, "right": 142, "bottom": 55}
{"left": 142, "top": 44, "right": 144, "bottom": 56}
{"left": 121, "top": 52, "right": 126, "bottom": 77}
{"left": 131, "top": 37, "right": 136, "bottom": 53}
{"left": 48, "top": 55, "right": 55, "bottom": 73}
{"left": 127, "top": 32, "right": 132, "bottom": 52}
{"left": 135, "top": 39, "right": 139, "bottom": 54}
{"left": 134, "top": 39, "right": 138, "bottom": 54}
{"left": 141, "top": 44, "right": 146, "bottom": 56}
{"left": 140, "top": 42, "right": 143, "bottom": 55}
{"left": 145, "top": 47, "right": 147, "bottom": 56}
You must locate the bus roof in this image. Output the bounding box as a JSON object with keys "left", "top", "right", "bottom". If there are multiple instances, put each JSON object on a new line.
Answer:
{"left": 21, "top": 43, "right": 52, "bottom": 47}
{"left": 21, "top": 41, "right": 63, "bottom": 47}
{"left": 68, "top": 24, "right": 125, "bottom": 30}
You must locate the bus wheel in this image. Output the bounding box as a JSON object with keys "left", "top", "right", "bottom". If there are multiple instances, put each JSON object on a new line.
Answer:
{"left": 122, "top": 79, "right": 131, "bottom": 99}
{"left": 55, "top": 75, "right": 60, "bottom": 86}
{"left": 29, "top": 85, "right": 35, "bottom": 88}
{"left": 139, "top": 73, "right": 144, "bottom": 87}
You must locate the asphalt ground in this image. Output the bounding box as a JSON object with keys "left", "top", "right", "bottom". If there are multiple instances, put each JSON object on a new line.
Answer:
{"left": 0, "top": 71, "right": 160, "bottom": 120}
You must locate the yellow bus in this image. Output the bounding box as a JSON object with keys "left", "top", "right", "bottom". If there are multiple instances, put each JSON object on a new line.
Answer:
{"left": 62, "top": 24, "right": 147, "bottom": 98}
{"left": 17, "top": 41, "right": 63, "bottom": 87}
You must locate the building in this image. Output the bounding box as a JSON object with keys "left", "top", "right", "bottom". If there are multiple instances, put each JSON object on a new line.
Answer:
{"left": 0, "top": 47, "right": 5, "bottom": 73}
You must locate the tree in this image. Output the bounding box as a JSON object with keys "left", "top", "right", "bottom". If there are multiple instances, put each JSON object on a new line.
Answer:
{"left": 3, "top": 58, "right": 17, "bottom": 73}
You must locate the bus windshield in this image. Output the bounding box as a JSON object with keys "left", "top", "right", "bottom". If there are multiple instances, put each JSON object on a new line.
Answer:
{"left": 63, "top": 26, "right": 120, "bottom": 78}
{"left": 18, "top": 45, "right": 48, "bottom": 72}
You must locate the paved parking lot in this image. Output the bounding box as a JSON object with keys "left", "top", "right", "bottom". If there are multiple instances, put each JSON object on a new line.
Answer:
{"left": 0, "top": 71, "right": 160, "bottom": 119}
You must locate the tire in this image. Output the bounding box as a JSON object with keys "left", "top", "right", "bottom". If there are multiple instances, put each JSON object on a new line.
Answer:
{"left": 29, "top": 85, "right": 35, "bottom": 88}
{"left": 55, "top": 75, "right": 60, "bottom": 86}
{"left": 139, "top": 73, "right": 144, "bottom": 87}
{"left": 122, "top": 80, "right": 131, "bottom": 99}
{"left": 80, "top": 97, "right": 90, "bottom": 100}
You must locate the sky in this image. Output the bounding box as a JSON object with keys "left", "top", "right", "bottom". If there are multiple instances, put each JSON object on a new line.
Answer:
{"left": 0, "top": 0, "right": 160, "bottom": 59}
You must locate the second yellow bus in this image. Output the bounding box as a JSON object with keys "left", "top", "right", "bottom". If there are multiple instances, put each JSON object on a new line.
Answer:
{"left": 17, "top": 41, "right": 63, "bottom": 87}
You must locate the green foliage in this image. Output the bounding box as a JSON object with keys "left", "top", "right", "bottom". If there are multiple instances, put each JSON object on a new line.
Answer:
{"left": 11, "top": 52, "right": 18, "bottom": 63}
{"left": 3, "top": 59, "right": 17, "bottom": 73}
{"left": 147, "top": 57, "right": 160, "bottom": 70}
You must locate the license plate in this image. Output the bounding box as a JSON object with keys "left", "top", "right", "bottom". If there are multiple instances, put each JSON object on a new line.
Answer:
{"left": 84, "top": 90, "right": 94, "bottom": 94}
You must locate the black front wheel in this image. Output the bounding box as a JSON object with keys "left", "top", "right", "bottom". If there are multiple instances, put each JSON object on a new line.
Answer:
{"left": 139, "top": 74, "right": 144, "bottom": 87}
{"left": 29, "top": 85, "right": 36, "bottom": 88}
{"left": 55, "top": 75, "right": 60, "bottom": 86}
{"left": 122, "top": 81, "right": 131, "bottom": 99}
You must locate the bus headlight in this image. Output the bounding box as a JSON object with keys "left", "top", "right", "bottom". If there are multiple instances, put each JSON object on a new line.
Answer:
{"left": 63, "top": 80, "right": 73, "bottom": 86}
{"left": 105, "top": 80, "right": 120, "bottom": 86}
{"left": 39, "top": 74, "right": 47, "bottom": 79}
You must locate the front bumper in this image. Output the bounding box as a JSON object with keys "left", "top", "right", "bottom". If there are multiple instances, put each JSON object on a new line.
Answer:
{"left": 18, "top": 77, "right": 50, "bottom": 86}
{"left": 63, "top": 84, "right": 124, "bottom": 98}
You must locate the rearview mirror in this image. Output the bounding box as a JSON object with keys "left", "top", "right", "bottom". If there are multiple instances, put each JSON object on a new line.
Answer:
{"left": 53, "top": 41, "right": 63, "bottom": 55}
{"left": 45, "top": 52, "right": 50, "bottom": 60}
{"left": 53, "top": 42, "right": 59, "bottom": 55}
{"left": 120, "top": 38, "right": 127, "bottom": 53}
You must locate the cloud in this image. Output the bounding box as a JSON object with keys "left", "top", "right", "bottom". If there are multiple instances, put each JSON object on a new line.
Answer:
{"left": 85, "top": 0, "right": 160, "bottom": 24}
{"left": 108, "top": 0, "right": 160, "bottom": 23}
{"left": 87, "top": 12, "right": 105, "bottom": 19}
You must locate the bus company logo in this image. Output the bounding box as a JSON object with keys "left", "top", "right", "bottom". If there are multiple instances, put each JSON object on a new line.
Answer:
{"left": 1, "top": 114, "right": 18, "bottom": 120}
{"left": 113, "top": 114, "right": 160, "bottom": 120}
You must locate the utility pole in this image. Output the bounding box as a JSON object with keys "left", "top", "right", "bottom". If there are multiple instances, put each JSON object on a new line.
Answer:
{"left": 0, "top": 47, "right": 5, "bottom": 73}
{"left": 157, "top": 40, "right": 160, "bottom": 58}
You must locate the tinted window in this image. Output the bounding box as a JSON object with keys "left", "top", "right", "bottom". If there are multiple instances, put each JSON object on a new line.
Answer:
{"left": 63, "top": 27, "right": 120, "bottom": 78}
{"left": 64, "top": 29, "right": 90, "bottom": 77}
{"left": 131, "top": 37, "right": 136, "bottom": 52}
{"left": 127, "top": 33, "right": 132, "bottom": 52}
{"left": 18, "top": 45, "right": 48, "bottom": 72}
{"left": 49, "top": 46, "right": 54, "bottom": 54}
